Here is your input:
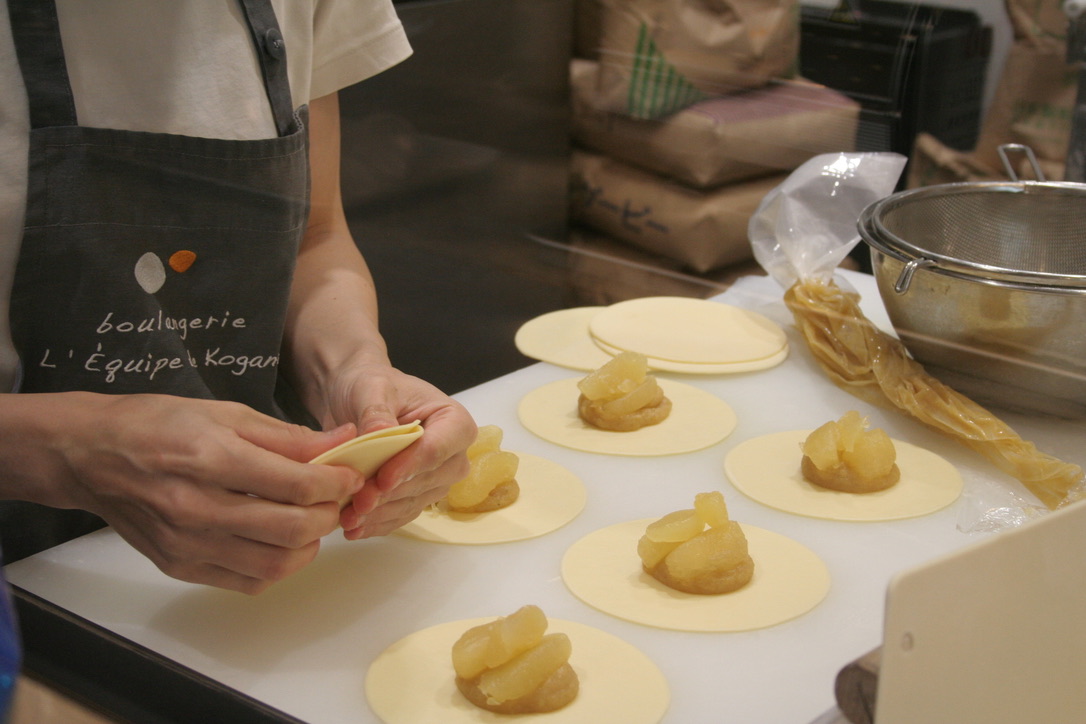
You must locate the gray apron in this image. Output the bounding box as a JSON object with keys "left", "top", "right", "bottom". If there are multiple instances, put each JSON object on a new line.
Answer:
{"left": 2, "top": 0, "right": 311, "bottom": 562}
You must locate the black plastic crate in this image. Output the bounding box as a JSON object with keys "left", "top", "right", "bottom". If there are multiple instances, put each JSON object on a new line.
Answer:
{"left": 800, "top": 0, "right": 992, "bottom": 155}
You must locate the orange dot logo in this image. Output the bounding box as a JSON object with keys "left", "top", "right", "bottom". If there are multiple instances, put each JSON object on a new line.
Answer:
{"left": 169, "top": 250, "right": 197, "bottom": 273}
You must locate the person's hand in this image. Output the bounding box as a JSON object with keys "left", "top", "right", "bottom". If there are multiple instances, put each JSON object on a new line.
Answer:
{"left": 7, "top": 392, "right": 364, "bottom": 594}
{"left": 312, "top": 360, "right": 476, "bottom": 539}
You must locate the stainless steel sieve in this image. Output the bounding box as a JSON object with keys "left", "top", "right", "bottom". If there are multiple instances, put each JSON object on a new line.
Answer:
{"left": 858, "top": 172, "right": 1086, "bottom": 418}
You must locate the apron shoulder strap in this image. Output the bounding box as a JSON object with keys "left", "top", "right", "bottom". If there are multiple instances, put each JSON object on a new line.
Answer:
{"left": 6, "top": 0, "right": 78, "bottom": 129}
{"left": 237, "top": 0, "right": 298, "bottom": 137}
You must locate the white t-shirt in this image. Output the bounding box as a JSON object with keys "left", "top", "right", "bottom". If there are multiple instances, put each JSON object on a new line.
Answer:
{"left": 0, "top": 0, "right": 412, "bottom": 391}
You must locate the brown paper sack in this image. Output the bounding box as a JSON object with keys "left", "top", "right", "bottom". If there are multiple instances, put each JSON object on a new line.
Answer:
{"left": 972, "top": 43, "right": 1078, "bottom": 176}
{"left": 1004, "top": 0, "right": 1074, "bottom": 45}
{"left": 570, "top": 150, "right": 785, "bottom": 272}
{"left": 908, "top": 0, "right": 1078, "bottom": 187}
{"left": 592, "top": 0, "right": 800, "bottom": 119}
{"left": 572, "top": 59, "right": 859, "bottom": 188}
{"left": 968, "top": 0, "right": 1076, "bottom": 178}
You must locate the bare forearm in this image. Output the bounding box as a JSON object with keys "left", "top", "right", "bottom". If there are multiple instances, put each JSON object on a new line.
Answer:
{"left": 283, "top": 224, "right": 391, "bottom": 418}
{"left": 282, "top": 91, "right": 395, "bottom": 422}
{"left": 0, "top": 391, "right": 93, "bottom": 508}
{"left": 279, "top": 93, "right": 477, "bottom": 537}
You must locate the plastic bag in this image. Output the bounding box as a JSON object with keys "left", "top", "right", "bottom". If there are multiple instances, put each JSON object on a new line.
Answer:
{"left": 749, "top": 152, "right": 906, "bottom": 287}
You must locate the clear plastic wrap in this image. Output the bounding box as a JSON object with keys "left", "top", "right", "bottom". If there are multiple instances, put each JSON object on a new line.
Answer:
{"left": 749, "top": 153, "right": 1085, "bottom": 524}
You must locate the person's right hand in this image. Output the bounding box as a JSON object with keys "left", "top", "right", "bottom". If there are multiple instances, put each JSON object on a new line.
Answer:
{"left": 0, "top": 391, "right": 364, "bottom": 594}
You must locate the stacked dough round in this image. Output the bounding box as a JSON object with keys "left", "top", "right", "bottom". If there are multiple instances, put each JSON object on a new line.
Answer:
{"left": 515, "top": 296, "right": 788, "bottom": 374}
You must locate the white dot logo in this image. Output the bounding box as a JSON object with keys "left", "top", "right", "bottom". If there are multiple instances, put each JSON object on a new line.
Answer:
{"left": 134, "top": 252, "right": 166, "bottom": 294}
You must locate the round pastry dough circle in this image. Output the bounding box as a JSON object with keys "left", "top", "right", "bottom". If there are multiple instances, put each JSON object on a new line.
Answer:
{"left": 588, "top": 296, "right": 787, "bottom": 365}
{"left": 395, "top": 453, "right": 587, "bottom": 545}
{"left": 724, "top": 430, "right": 963, "bottom": 521}
{"left": 514, "top": 306, "right": 613, "bottom": 371}
{"left": 561, "top": 519, "right": 830, "bottom": 632}
{"left": 517, "top": 378, "right": 737, "bottom": 456}
{"left": 365, "top": 617, "right": 670, "bottom": 724}
{"left": 513, "top": 305, "right": 787, "bottom": 374}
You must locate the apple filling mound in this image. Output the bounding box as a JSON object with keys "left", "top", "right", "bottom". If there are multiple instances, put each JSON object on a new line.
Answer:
{"left": 577, "top": 351, "right": 671, "bottom": 432}
{"left": 451, "top": 605, "right": 579, "bottom": 714}
{"left": 637, "top": 491, "right": 754, "bottom": 595}
{"left": 446, "top": 425, "right": 520, "bottom": 513}
{"left": 801, "top": 411, "right": 900, "bottom": 494}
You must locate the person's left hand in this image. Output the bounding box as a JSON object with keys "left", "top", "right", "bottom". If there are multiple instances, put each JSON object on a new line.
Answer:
{"left": 313, "top": 359, "right": 476, "bottom": 539}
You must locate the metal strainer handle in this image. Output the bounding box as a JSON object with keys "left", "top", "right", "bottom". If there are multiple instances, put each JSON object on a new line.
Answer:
{"left": 997, "top": 144, "right": 1046, "bottom": 181}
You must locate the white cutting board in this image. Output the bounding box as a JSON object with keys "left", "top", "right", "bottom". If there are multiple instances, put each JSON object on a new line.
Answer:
{"left": 877, "top": 498, "right": 1086, "bottom": 723}
{"left": 6, "top": 271, "right": 1084, "bottom": 724}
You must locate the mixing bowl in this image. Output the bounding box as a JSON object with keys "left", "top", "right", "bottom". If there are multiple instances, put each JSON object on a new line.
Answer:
{"left": 857, "top": 179, "right": 1086, "bottom": 418}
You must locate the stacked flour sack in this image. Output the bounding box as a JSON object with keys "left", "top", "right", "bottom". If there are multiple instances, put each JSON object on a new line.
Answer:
{"left": 569, "top": 0, "right": 861, "bottom": 276}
